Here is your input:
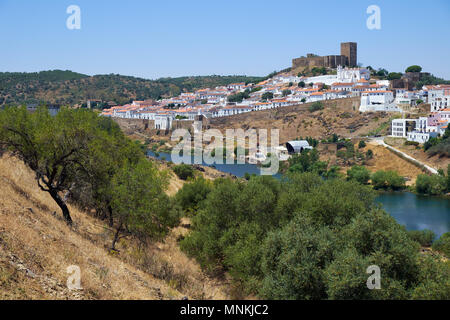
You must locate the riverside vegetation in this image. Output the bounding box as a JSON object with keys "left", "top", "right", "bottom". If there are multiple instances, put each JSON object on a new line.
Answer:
{"left": 178, "top": 173, "right": 449, "bottom": 299}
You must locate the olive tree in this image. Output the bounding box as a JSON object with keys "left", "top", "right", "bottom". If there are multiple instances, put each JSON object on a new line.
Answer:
{"left": 0, "top": 106, "right": 101, "bottom": 225}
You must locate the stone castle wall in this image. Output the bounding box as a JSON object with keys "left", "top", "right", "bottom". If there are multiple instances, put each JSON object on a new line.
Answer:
{"left": 292, "top": 42, "right": 357, "bottom": 71}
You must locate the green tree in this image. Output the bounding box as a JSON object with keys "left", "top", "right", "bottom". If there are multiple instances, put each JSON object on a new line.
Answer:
{"left": 432, "top": 232, "right": 450, "bottom": 257}
{"left": 261, "top": 92, "right": 274, "bottom": 101}
{"left": 405, "top": 65, "right": 422, "bottom": 73}
{"left": 110, "top": 159, "right": 179, "bottom": 250}
{"left": 176, "top": 177, "right": 212, "bottom": 214}
{"left": 0, "top": 106, "right": 102, "bottom": 225}
{"left": 308, "top": 101, "right": 323, "bottom": 112}
{"left": 347, "top": 165, "right": 371, "bottom": 185}
{"left": 387, "top": 72, "right": 402, "bottom": 80}
{"left": 173, "top": 164, "right": 195, "bottom": 180}
{"left": 371, "top": 170, "right": 405, "bottom": 190}
{"left": 261, "top": 215, "right": 335, "bottom": 299}
{"left": 415, "top": 174, "right": 447, "bottom": 196}
{"left": 407, "top": 230, "right": 436, "bottom": 247}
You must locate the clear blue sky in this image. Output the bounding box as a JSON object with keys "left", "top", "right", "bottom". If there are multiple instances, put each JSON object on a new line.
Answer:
{"left": 1, "top": 0, "right": 449, "bottom": 79}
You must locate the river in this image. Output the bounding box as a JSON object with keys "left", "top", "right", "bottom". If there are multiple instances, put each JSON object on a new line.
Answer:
{"left": 375, "top": 192, "right": 450, "bottom": 238}
{"left": 148, "top": 151, "right": 450, "bottom": 237}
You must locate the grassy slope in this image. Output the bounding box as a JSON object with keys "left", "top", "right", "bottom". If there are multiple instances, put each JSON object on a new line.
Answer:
{"left": 0, "top": 154, "right": 231, "bottom": 300}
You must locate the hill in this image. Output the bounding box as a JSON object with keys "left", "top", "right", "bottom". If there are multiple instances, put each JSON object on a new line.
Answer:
{"left": 0, "top": 153, "right": 232, "bottom": 300}
{"left": 0, "top": 70, "right": 263, "bottom": 107}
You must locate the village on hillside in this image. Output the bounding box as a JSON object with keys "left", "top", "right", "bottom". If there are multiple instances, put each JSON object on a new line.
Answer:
{"left": 101, "top": 42, "right": 449, "bottom": 145}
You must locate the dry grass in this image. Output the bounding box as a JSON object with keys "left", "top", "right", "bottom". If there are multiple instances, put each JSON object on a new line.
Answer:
{"left": 318, "top": 142, "right": 424, "bottom": 185}
{"left": 207, "top": 97, "right": 392, "bottom": 143}
{"left": 384, "top": 137, "right": 450, "bottom": 172}
{"left": 0, "top": 154, "right": 232, "bottom": 300}
{"left": 364, "top": 142, "right": 424, "bottom": 185}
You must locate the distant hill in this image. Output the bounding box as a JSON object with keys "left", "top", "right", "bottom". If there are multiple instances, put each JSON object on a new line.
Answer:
{"left": 0, "top": 70, "right": 264, "bottom": 107}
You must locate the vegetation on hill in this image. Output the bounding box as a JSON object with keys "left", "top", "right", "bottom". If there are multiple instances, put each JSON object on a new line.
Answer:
{"left": 177, "top": 173, "right": 450, "bottom": 299}
{"left": 415, "top": 165, "right": 450, "bottom": 196}
{"left": 366, "top": 65, "right": 450, "bottom": 87}
{"left": 424, "top": 128, "right": 450, "bottom": 157}
{"left": 0, "top": 106, "right": 180, "bottom": 249}
{"left": 0, "top": 70, "right": 264, "bottom": 106}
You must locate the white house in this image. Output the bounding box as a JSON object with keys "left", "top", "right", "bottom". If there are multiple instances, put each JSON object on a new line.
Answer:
{"left": 155, "top": 113, "right": 174, "bottom": 130}
{"left": 331, "top": 82, "right": 355, "bottom": 92}
{"left": 336, "top": 66, "right": 370, "bottom": 83}
{"left": 391, "top": 117, "right": 438, "bottom": 143}
{"left": 428, "top": 85, "right": 450, "bottom": 112}
{"left": 359, "top": 90, "right": 401, "bottom": 112}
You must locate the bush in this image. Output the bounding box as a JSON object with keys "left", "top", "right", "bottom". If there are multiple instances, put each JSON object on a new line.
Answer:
{"left": 432, "top": 232, "right": 450, "bottom": 257}
{"left": 415, "top": 174, "right": 447, "bottom": 196}
{"left": 261, "top": 92, "right": 274, "bottom": 101}
{"left": 309, "top": 101, "right": 324, "bottom": 112}
{"left": 176, "top": 178, "right": 212, "bottom": 213}
{"left": 404, "top": 140, "right": 419, "bottom": 146}
{"left": 173, "top": 164, "right": 195, "bottom": 180}
{"left": 180, "top": 171, "right": 449, "bottom": 299}
{"left": 358, "top": 140, "right": 366, "bottom": 148}
{"left": 407, "top": 230, "right": 436, "bottom": 247}
{"left": 371, "top": 170, "right": 405, "bottom": 190}
{"left": 347, "top": 165, "right": 371, "bottom": 185}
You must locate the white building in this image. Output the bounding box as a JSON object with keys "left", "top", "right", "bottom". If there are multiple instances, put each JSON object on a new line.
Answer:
{"left": 336, "top": 66, "right": 370, "bottom": 83}
{"left": 359, "top": 90, "right": 401, "bottom": 112}
{"left": 155, "top": 113, "right": 174, "bottom": 130}
{"left": 394, "top": 91, "right": 419, "bottom": 107}
{"left": 391, "top": 117, "right": 438, "bottom": 143}
{"left": 428, "top": 85, "right": 450, "bottom": 112}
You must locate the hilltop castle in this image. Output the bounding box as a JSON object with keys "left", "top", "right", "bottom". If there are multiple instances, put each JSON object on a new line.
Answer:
{"left": 292, "top": 42, "right": 357, "bottom": 70}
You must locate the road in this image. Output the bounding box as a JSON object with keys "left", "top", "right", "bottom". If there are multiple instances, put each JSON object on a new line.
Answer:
{"left": 369, "top": 137, "right": 438, "bottom": 174}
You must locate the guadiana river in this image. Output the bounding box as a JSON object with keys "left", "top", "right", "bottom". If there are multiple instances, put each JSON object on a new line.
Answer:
{"left": 148, "top": 151, "right": 450, "bottom": 238}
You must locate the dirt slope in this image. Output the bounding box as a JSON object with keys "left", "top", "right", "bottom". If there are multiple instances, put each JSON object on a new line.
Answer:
{"left": 207, "top": 98, "right": 392, "bottom": 143}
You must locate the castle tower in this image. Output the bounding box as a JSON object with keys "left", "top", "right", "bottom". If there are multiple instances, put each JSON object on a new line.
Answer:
{"left": 341, "top": 42, "right": 357, "bottom": 67}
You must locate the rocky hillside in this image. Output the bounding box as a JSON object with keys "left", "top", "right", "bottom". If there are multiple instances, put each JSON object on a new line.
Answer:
{"left": 207, "top": 97, "right": 392, "bottom": 143}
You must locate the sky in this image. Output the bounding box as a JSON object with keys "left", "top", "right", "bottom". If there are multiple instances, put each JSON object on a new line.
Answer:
{"left": 0, "top": 0, "right": 449, "bottom": 79}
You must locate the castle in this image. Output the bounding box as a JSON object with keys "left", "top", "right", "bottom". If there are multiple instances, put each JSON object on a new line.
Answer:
{"left": 292, "top": 42, "right": 357, "bottom": 70}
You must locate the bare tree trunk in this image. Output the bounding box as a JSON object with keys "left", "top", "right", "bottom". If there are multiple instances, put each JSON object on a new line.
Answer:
{"left": 108, "top": 205, "right": 114, "bottom": 227}
{"left": 111, "top": 223, "right": 122, "bottom": 251}
{"left": 49, "top": 189, "right": 73, "bottom": 226}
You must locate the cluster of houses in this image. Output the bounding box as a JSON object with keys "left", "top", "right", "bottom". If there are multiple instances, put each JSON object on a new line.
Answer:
{"left": 391, "top": 85, "right": 450, "bottom": 144}
{"left": 100, "top": 67, "right": 449, "bottom": 145}
{"left": 101, "top": 66, "right": 381, "bottom": 130}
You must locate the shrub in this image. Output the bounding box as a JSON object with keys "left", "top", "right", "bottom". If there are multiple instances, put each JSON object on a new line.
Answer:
{"left": 261, "top": 92, "right": 274, "bottom": 101}
{"left": 371, "top": 170, "right": 405, "bottom": 190}
{"left": 432, "top": 232, "right": 450, "bottom": 257}
{"left": 415, "top": 174, "right": 447, "bottom": 196}
{"left": 347, "top": 165, "right": 371, "bottom": 185}
{"left": 309, "top": 101, "right": 324, "bottom": 112}
{"left": 358, "top": 140, "right": 366, "bottom": 148}
{"left": 407, "top": 230, "right": 436, "bottom": 247}
{"left": 404, "top": 140, "right": 419, "bottom": 146}
{"left": 176, "top": 178, "right": 212, "bottom": 213}
{"left": 173, "top": 164, "right": 195, "bottom": 180}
